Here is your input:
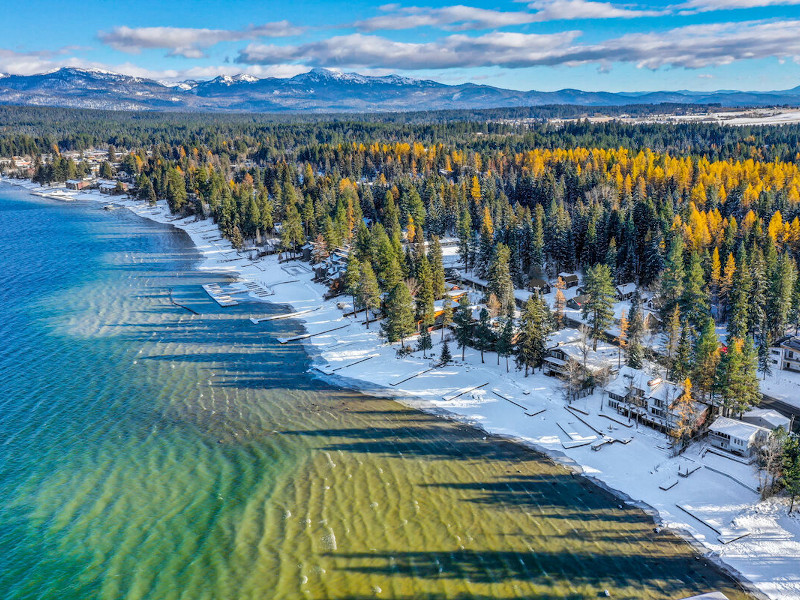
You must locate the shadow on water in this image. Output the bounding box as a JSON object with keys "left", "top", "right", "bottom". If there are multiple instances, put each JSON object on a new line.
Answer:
{"left": 325, "top": 549, "right": 747, "bottom": 599}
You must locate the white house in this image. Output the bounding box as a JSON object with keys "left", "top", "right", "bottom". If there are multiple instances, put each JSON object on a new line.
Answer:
{"left": 741, "top": 408, "right": 791, "bottom": 431}
{"left": 604, "top": 366, "right": 708, "bottom": 434}
{"left": 542, "top": 329, "right": 612, "bottom": 378}
{"left": 777, "top": 337, "right": 800, "bottom": 372}
{"left": 707, "top": 416, "right": 770, "bottom": 457}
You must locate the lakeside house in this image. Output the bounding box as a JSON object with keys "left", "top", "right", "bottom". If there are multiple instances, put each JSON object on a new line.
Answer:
{"left": 707, "top": 416, "right": 770, "bottom": 457}
{"left": 97, "top": 178, "right": 128, "bottom": 194}
{"left": 66, "top": 178, "right": 93, "bottom": 190}
{"left": 542, "top": 329, "right": 613, "bottom": 378}
{"left": 559, "top": 272, "right": 579, "bottom": 288}
{"left": 777, "top": 336, "right": 800, "bottom": 372}
{"left": 740, "top": 407, "right": 791, "bottom": 431}
{"left": 604, "top": 366, "right": 708, "bottom": 434}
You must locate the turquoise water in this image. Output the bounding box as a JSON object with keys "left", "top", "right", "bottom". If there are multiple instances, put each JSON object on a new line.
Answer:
{"left": 0, "top": 186, "right": 754, "bottom": 600}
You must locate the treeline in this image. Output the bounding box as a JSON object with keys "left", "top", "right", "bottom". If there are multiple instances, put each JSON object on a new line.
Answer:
{"left": 4, "top": 104, "right": 800, "bottom": 163}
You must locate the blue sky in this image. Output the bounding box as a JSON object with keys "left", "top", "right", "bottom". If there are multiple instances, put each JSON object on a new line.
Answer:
{"left": 2, "top": 0, "right": 800, "bottom": 91}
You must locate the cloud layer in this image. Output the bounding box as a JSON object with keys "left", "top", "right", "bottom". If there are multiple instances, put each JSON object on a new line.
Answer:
{"left": 236, "top": 19, "right": 800, "bottom": 71}
{"left": 353, "top": 1, "right": 665, "bottom": 32}
{"left": 99, "top": 22, "right": 303, "bottom": 58}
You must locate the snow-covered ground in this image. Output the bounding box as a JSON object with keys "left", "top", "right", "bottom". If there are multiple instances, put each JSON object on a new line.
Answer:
{"left": 6, "top": 177, "right": 800, "bottom": 600}
{"left": 761, "top": 368, "right": 800, "bottom": 412}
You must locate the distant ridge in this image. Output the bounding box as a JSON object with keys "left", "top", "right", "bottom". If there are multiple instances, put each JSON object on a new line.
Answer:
{"left": 0, "top": 67, "right": 798, "bottom": 113}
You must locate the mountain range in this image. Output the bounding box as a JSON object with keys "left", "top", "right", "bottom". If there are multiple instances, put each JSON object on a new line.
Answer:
{"left": 1, "top": 67, "right": 799, "bottom": 113}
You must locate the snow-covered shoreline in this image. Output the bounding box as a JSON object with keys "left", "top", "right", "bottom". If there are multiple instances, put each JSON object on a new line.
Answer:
{"left": 5, "top": 177, "right": 798, "bottom": 600}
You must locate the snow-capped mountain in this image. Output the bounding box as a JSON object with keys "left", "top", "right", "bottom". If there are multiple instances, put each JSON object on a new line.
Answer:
{"left": 0, "top": 67, "right": 798, "bottom": 113}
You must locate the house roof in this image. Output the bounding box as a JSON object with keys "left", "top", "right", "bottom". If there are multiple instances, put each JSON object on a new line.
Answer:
{"left": 782, "top": 337, "right": 800, "bottom": 352}
{"left": 616, "top": 283, "right": 637, "bottom": 295}
{"left": 604, "top": 366, "right": 684, "bottom": 404}
{"left": 529, "top": 277, "right": 549, "bottom": 288}
{"left": 742, "top": 408, "right": 791, "bottom": 430}
{"left": 709, "top": 416, "right": 768, "bottom": 442}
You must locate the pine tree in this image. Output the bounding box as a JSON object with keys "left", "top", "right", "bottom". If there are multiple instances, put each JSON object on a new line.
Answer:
{"left": 382, "top": 283, "right": 415, "bottom": 347}
{"left": 749, "top": 245, "right": 769, "bottom": 339}
{"left": 660, "top": 236, "right": 685, "bottom": 320}
{"left": 515, "top": 294, "right": 551, "bottom": 376}
{"left": 476, "top": 207, "right": 495, "bottom": 278}
{"left": 531, "top": 205, "right": 545, "bottom": 275}
{"left": 783, "top": 436, "right": 800, "bottom": 513}
{"left": 496, "top": 318, "right": 514, "bottom": 372}
{"left": 358, "top": 261, "right": 381, "bottom": 329}
{"left": 473, "top": 308, "right": 495, "bottom": 364}
{"left": 710, "top": 246, "right": 722, "bottom": 311}
{"left": 692, "top": 317, "right": 720, "bottom": 405}
{"left": 664, "top": 305, "right": 682, "bottom": 378}
{"left": 487, "top": 243, "right": 515, "bottom": 315}
{"left": 417, "top": 326, "right": 433, "bottom": 358}
{"left": 345, "top": 254, "right": 361, "bottom": 313}
{"left": 791, "top": 273, "right": 800, "bottom": 335}
{"left": 717, "top": 337, "right": 761, "bottom": 416}
{"left": 728, "top": 247, "right": 752, "bottom": 339}
{"left": 416, "top": 255, "right": 435, "bottom": 326}
{"left": 626, "top": 288, "right": 645, "bottom": 369}
{"left": 440, "top": 295, "right": 454, "bottom": 341}
{"left": 758, "top": 342, "right": 773, "bottom": 380}
{"left": 457, "top": 209, "right": 473, "bottom": 272}
{"left": 681, "top": 252, "right": 709, "bottom": 328}
{"left": 674, "top": 320, "right": 693, "bottom": 381}
{"left": 582, "top": 263, "right": 615, "bottom": 351}
{"left": 439, "top": 339, "right": 452, "bottom": 365}
{"left": 720, "top": 252, "right": 736, "bottom": 321}
{"left": 767, "top": 252, "right": 797, "bottom": 341}
{"left": 671, "top": 378, "right": 696, "bottom": 448}
{"left": 281, "top": 201, "right": 304, "bottom": 257}
{"left": 453, "top": 295, "right": 473, "bottom": 360}
{"left": 605, "top": 237, "right": 618, "bottom": 282}
{"left": 428, "top": 235, "right": 446, "bottom": 300}
{"left": 165, "top": 167, "right": 187, "bottom": 213}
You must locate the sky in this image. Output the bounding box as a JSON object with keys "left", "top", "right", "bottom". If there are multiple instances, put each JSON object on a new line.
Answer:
{"left": 2, "top": 0, "right": 800, "bottom": 92}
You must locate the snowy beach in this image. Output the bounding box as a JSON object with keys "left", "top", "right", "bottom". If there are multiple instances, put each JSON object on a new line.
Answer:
{"left": 6, "top": 178, "right": 800, "bottom": 600}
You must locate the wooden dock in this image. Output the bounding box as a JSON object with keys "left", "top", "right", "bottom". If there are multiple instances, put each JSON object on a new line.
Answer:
{"left": 250, "top": 307, "right": 320, "bottom": 324}
{"left": 202, "top": 283, "right": 238, "bottom": 306}
{"left": 277, "top": 323, "right": 349, "bottom": 344}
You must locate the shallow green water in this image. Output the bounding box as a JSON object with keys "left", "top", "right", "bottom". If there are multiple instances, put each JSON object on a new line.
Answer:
{"left": 0, "top": 187, "right": 754, "bottom": 600}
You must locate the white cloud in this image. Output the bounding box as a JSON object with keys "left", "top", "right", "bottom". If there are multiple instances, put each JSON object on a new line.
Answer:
{"left": 353, "top": 1, "right": 664, "bottom": 31}
{"left": 677, "top": 0, "right": 800, "bottom": 13}
{"left": 236, "top": 19, "right": 800, "bottom": 71}
{"left": 0, "top": 47, "right": 310, "bottom": 82}
{"left": 237, "top": 31, "right": 582, "bottom": 69}
{"left": 525, "top": 0, "right": 666, "bottom": 21}
{"left": 98, "top": 22, "right": 304, "bottom": 58}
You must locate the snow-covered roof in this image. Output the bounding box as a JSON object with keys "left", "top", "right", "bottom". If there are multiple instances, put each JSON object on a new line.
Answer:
{"left": 604, "top": 365, "right": 683, "bottom": 402}
{"left": 782, "top": 337, "right": 800, "bottom": 351}
{"left": 709, "top": 416, "right": 769, "bottom": 442}
{"left": 616, "top": 283, "right": 637, "bottom": 295}
{"left": 741, "top": 408, "right": 791, "bottom": 431}
{"left": 548, "top": 328, "right": 582, "bottom": 347}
